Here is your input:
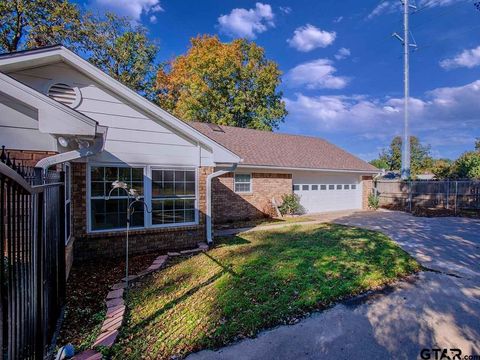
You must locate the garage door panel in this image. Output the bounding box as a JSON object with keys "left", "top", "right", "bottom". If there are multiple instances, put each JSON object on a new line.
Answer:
{"left": 292, "top": 172, "right": 362, "bottom": 213}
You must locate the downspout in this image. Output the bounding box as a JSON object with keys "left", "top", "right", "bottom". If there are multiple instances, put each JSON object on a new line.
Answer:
{"left": 35, "top": 126, "right": 107, "bottom": 172}
{"left": 206, "top": 163, "right": 237, "bottom": 244}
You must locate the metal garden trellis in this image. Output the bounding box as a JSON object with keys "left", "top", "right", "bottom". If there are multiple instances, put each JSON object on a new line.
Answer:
{"left": 106, "top": 181, "right": 150, "bottom": 289}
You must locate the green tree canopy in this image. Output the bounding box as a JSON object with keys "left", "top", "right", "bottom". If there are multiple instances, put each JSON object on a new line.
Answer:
{"left": 370, "top": 136, "right": 433, "bottom": 177}
{"left": 81, "top": 13, "right": 158, "bottom": 95}
{"left": 0, "top": 2, "right": 158, "bottom": 94}
{"left": 452, "top": 152, "right": 480, "bottom": 179}
{"left": 155, "top": 35, "right": 287, "bottom": 130}
{"left": 0, "top": 0, "right": 82, "bottom": 52}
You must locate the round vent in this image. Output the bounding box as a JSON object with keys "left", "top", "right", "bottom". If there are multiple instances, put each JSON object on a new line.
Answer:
{"left": 47, "top": 83, "right": 80, "bottom": 108}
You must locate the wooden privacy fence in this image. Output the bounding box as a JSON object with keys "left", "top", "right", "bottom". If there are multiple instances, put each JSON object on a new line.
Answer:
{"left": 0, "top": 148, "right": 66, "bottom": 360}
{"left": 375, "top": 180, "right": 480, "bottom": 213}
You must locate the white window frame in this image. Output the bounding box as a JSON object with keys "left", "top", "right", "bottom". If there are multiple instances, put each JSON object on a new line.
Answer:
{"left": 150, "top": 167, "right": 198, "bottom": 229}
{"left": 234, "top": 173, "right": 252, "bottom": 194}
{"left": 87, "top": 163, "right": 199, "bottom": 233}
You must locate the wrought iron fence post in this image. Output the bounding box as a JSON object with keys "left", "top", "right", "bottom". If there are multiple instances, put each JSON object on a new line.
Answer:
{"left": 454, "top": 181, "right": 458, "bottom": 215}
{"left": 446, "top": 180, "right": 449, "bottom": 210}
{"left": 35, "top": 190, "right": 44, "bottom": 360}
{"left": 408, "top": 180, "right": 413, "bottom": 212}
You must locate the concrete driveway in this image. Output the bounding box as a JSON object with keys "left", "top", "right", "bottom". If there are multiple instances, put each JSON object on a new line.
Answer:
{"left": 188, "top": 211, "right": 480, "bottom": 360}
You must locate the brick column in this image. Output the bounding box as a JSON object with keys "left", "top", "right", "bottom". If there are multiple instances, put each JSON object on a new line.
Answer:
{"left": 362, "top": 175, "right": 374, "bottom": 210}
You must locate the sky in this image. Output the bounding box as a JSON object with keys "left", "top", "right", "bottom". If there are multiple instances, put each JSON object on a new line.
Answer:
{"left": 72, "top": 0, "right": 480, "bottom": 161}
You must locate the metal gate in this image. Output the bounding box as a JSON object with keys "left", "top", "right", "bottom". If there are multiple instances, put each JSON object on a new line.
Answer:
{"left": 0, "top": 149, "right": 66, "bottom": 359}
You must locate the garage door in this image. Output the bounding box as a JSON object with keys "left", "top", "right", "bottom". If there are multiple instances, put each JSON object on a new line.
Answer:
{"left": 292, "top": 172, "right": 362, "bottom": 213}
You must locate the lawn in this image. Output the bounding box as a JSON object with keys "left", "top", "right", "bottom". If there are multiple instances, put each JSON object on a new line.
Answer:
{"left": 112, "top": 223, "right": 420, "bottom": 359}
{"left": 214, "top": 215, "right": 315, "bottom": 230}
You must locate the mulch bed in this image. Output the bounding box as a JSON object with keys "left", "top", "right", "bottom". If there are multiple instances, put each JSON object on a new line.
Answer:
{"left": 57, "top": 253, "right": 159, "bottom": 351}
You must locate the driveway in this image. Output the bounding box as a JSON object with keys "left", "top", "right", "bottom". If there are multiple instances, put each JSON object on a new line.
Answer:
{"left": 188, "top": 211, "right": 480, "bottom": 360}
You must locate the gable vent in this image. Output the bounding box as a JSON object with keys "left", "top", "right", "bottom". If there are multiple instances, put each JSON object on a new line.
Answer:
{"left": 47, "top": 83, "right": 78, "bottom": 107}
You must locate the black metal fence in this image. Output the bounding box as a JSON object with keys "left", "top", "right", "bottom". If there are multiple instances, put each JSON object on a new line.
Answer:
{"left": 375, "top": 180, "right": 480, "bottom": 213}
{"left": 0, "top": 148, "right": 66, "bottom": 359}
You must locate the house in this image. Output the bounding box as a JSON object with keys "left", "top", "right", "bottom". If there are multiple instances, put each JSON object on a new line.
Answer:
{"left": 0, "top": 45, "right": 379, "bottom": 270}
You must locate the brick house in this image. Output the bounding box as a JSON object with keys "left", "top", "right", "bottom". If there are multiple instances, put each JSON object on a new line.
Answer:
{"left": 0, "top": 46, "right": 379, "bottom": 269}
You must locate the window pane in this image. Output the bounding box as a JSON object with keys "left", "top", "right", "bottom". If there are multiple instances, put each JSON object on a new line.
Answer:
{"left": 185, "top": 182, "right": 195, "bottom": 195}
{"left": 312, "top": 185, "right": 318, "bottom": 190}
{"left": 184, "top": 209, "right": 195, "bottom": 222}
{"left": 186, "top": 171, "right": 195, "bottom": 182}
{"left": 163, "top": 182, "right": 174, "bottom": 196}
{"left": 105, "top": 167, "right": 118, "bottom": 181}
{"left": 132, "top": 168, "right": 143, "bottom": 181}
{"left": 164, "top": 170, "right": 174, "bottom": 182}
{"left": 175, "top": 171, "right": 185, "bottom": 182}
{"left": 293, "top": 185, "right": 300, "bottom": 191}
{"left": 152, "top": 199, "right": 196, "bottom": 225}
{"left": 320, "top": 185, "right": 327, "bottom": 190}
{"left": 91, "top": 167, "right": 104, "bottom": 181}
{"left": 329, "top": 185, "right": 335, "bottom": 190}
{"left": 344, "top": 185, "right": 350, "bottom": 190}
{"left": 91, "top": 182, "right": 105, "bottom": 197}
{"left": 337, "top": 185, "right": 342, "bottom": 190}
{"left": 118, "top": 167, "right": 130, "bottom": 182}
{"left": 235, "top": 183, "right": 250, "bottom": 192}
{"left": 302, "top": 185, "right": 309, "bottom": 191}
{"left": 351, "top": 184, "right": 357, "bottom": 190}
{"left": 235, "top": 174, "right": 250, "bottom": 183}
{"left": 131, "top": 181, "right": 144, "bottom": 196}
{"left": 175, "top": 181, "right": 185, "bottom": 195}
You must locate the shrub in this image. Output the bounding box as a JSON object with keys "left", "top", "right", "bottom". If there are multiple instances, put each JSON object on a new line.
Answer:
{"left": 278, "top": 194, "right": 304, "bottom": 215}
{"left": 368, "top": 193, "right": 380, "bottom": 210}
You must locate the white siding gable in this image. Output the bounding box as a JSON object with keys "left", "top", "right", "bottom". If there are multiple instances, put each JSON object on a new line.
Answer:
{"left": 8, "top": 62, "right": 214, "bottom": 167}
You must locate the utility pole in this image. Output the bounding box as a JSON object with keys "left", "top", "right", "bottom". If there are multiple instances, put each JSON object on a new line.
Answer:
{"left": 393, "top": 0, "right": 417, "bottom": 179}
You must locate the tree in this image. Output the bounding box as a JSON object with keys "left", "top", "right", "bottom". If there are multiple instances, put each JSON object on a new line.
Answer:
{"left": 370, "top": 136, "right": 433, "bottom": 177}
{"left": 452, "top": 152, "right": 480, "bottom": 179}
{"left": 0, "top": 0, "right": 82, "bottom": 52}
{"left": 431, "top": 159, "right": 453, "bottom": 179}
{"left": 369, "top": 158, "right": 389, "bottom": 170}
{"left": 156, "top": 35, "right": 287, "bottom": 130}
{"left": 81, "top": 13, "right": 158, "bottom": 95}
{"left": 475, "top": 137, "right": 480, "bottom": 152}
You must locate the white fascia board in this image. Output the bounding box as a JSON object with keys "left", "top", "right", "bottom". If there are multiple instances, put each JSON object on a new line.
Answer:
{"left": 0, "top": 71, "right": 97, "bottom": 137}
{"left": 0, "top": 47, "right": 241, "bottom": 164}
{"left": 237, "top": 164, "right": 381, "bottom": 174}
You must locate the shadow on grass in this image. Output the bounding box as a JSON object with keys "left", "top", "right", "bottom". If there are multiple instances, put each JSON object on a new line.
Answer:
{"left": 113, "top": 223, "right": 421, "bottom": 359}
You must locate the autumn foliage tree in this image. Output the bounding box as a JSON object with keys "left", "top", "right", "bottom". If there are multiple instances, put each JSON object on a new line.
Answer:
{"left": 156, "top": 35, "right": 287, "bottom": 130}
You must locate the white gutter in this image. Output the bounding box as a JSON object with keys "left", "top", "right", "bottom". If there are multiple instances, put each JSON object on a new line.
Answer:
{"left": 35, "top": 126, "right": 107, "bottom": 171}
{"left": 206, "top": 163, "right": 238, "bottom": 244}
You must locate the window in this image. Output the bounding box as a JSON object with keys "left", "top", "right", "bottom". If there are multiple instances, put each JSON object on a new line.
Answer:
{"left": 344, "top": 184, "right": 350, "bottom": 190}
{"left": 302, "top": 185, "right": 309, "bottom": 191}
{"left": 328, "top": 185, "right": 335, "bottom": 190}
{"left": 337, "top": 184, "right": 342, "bottom": 190}
{"left": 234, "top": 174, "right": 252, "bottom": 193}
{"left": 312, "top": 185, "right": 319, "bottom": 190}
{"left": 151, "top": 169, "right": 196, "bottom": 225}
{"left": 320, "top": 185, "right": 327, "bottom": 190}
{"left": 351, "top": 184, "right": 357, "bottom": 190}
{"left": 293, "top": 184, "right": 300, "bottom": 191}
{"left": 65, "top": 163, "right": 71, "bottom": 244}
{"left": 90, "top": 166, "right": 144, "bottom": 231}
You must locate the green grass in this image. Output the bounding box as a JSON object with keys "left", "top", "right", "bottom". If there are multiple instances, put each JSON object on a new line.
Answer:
{"left": 215, "top": 215, "right": 314, "bottom": 230}
{"left": 112, "top": 223, "right": 420, "bottom": 359}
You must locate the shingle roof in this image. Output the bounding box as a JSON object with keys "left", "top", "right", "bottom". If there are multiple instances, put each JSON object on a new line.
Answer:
{"left": 189, "top": 122, "right": 378, "bottom": 172}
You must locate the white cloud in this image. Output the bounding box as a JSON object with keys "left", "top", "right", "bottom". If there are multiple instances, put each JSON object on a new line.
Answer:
{"left": 335, "top": 47, "right": 351, "bottom": 60}
{"left": 366, "top": 0, "right": 462, "bottom": 20}
{"left": 333, "top": 16, "right": 344, "bottom": 23}
{"left": 92, "top": 0, "right": 163, "bottom": 22}
{"left": 287, "top": 24, "right": 336, "bottom": 52}
{"left": 149, "top": 15, "right": 157, "bottom": 23}
{"left": 285, "top": 59, "right": 350, "bottom": 90}
{"left": 279, "top": 6, "right": 292, "bottom": 14}
{"left": 440, "top": 45, "right": 480, "bottom": 69}
{"left": 284, "top": 80, "right": 480, "bottom": 137}
{"left": 217, "top": 3, "right": 274, "bottom": 39}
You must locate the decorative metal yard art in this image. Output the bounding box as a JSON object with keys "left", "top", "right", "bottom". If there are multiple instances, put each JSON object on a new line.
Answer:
{"left": 106, "top": 180, "right": 150, "bottom": 289}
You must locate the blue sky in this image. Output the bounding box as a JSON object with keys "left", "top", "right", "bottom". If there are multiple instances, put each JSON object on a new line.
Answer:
{"left": 74, "top": 0, "right": 480, "bottom": 161}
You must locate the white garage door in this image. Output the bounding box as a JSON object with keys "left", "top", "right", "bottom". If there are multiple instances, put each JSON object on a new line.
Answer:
{"left": 292, "top": 172, "right": 362, "bottom": 213}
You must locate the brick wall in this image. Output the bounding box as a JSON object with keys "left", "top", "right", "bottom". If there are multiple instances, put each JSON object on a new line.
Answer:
{"left": 71, "top": 163, "right": 213, "bottom": 261}
{"left": 3, "top": 149, "right": 57, "bottom": 167}
{"left": 213, "top": 172, "right": 292, "bottom": 224}
{"left": 362, "top": 175, "right": 374, "bottom": 210}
